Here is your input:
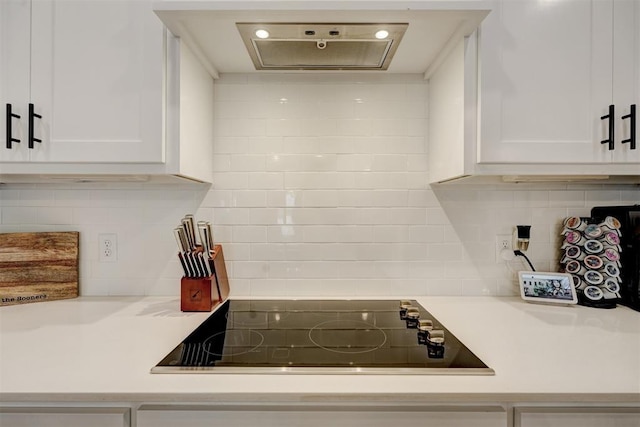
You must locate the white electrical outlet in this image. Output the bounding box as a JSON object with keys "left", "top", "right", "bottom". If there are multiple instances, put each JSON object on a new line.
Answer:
{"left": 99, "top": 233, "right": 117, "bottom": 262}
{"left": 495, "top": 234, "right": 513, "bottom": 263}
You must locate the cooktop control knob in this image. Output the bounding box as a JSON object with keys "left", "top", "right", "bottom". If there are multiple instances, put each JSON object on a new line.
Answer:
{"left": 425, "top": 329, "right": 445, "bottom": 359}
{"left": 405, "top": 307, "right": 420, "bottom": 328}
{"left": 399, "top": 300, "right": 412, "bottom": 320}
{"left": 417, "top": 319, "right": 433, "bottom": 344}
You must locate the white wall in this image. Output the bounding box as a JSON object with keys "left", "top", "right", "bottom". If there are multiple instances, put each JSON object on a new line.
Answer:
{"left": 1, "top": 73, "right": 638, "bottom": 297}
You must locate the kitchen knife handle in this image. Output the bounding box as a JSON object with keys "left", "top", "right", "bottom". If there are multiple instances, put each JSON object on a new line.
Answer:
{"left": 621, "top": 104, "right": 636, "bottom": 150}
{"left": 185, "top": 215, "right": 198, "bottom": 246}
{"left": 197, "top": 222, "right": 212, "bottom": 257}
{"left": 28, "top": 103, "right": 42, "bottom": 149}
{"left": 6, "top": 103, "right": 21, "bottom": 149}
{"left": 206, "top": 222, "right": 214, "bottom": 250}
{"left": 177, "top": 252, "right": 189, "bottom": 277}
{"left": 184, "top": 252, "right": 197, "bottom": 278}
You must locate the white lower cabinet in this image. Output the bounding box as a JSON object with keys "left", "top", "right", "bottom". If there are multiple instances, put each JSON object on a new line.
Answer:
{"left": 0, "top": 407, "right": 130, "bottom": 427}
{"left": 515, "top": 406, "right": 640, "bottom": 427}
{"left": 137, "top": 404, "right": 507, "bottom": 427}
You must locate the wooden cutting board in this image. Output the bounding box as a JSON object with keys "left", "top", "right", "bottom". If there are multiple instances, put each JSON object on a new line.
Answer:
{"left": 0, "top": 232, "right": 79, "bottom": 307}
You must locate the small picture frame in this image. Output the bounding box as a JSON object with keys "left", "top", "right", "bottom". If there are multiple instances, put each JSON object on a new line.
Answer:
{"left": 518, "top": 271, "right": 578, "bottom": 305}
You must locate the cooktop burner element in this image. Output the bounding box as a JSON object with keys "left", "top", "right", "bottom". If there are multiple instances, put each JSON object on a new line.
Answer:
{"left": 152, "top": 299, "right": 494, "bottom": 374}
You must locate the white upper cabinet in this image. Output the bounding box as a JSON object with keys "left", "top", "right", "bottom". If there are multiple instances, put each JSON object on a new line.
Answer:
{"left": 0, "top": 0, "right": 31, "bottom": 163}
{"left": 478, "top": 0, "right": 639, "bottom": 166}
{"left": 1, "top": 0, "right": 163, "bottom": 164}
{"left": 28, "top": 0, "right": 164, "bottom": 163}
{"left": 0, "top": 0, "right": 213, "bottom": 183}
{"left": 613, "top": 0, "right": 640, "bottom": 164}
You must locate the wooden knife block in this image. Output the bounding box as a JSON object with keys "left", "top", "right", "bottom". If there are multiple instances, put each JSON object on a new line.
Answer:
{"left": 180, "top": 245, "right": 230, "bottom": 312}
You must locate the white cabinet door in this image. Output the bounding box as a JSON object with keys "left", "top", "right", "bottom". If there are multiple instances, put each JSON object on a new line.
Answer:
{"left": 0, "top": 407, "right": 130, "bottom": 427}
{"left": 613, "top": 0, "right": 640, "bottom": 164}
{"left": 29, "top": 0, "right": 163, "bottom": 163}
{"left": 0, "top": 0, "right": 31, "bottom": 162}
{"left": 516, "top": 407, "right": 640, "bottom": 427}
{"left": 138, "top": 405, "right": 507, "bottom": 427}
{"left": 479, "top": 0, "right": 613, "bottom": 164}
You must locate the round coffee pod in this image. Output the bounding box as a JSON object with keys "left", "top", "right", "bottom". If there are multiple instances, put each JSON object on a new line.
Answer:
{"left": 583, "top": 285, "right": 604, "bottom": 301}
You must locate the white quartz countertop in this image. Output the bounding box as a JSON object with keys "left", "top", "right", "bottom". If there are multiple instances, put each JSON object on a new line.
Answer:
{"left": 1, "top": 296, "right": 639, "bottom": 404}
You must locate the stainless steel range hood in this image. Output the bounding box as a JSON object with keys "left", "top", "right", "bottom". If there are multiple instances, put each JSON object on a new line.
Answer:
{"left": 153, "top": 2, "right": 491, "bottom": 78}
{"left": 236, "top": 23, "right": 408, "bottom": 70}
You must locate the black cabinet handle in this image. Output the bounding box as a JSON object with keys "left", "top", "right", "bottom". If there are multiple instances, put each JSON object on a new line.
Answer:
{"left": 6, "top": 103, "right": 21, "bottom": 149}
{"left": 600, "top": 104, "right": 615, "bottom": 150}
{"left": 621, "top": 104, "right": 636, "bottom": 150}
{"left": 28, "top": 103, "right": 42, "bottom": 149}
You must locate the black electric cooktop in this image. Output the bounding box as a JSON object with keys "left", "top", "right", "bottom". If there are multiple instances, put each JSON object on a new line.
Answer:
{"left": 152, "top": 299, "right": 493, "bottom": 374}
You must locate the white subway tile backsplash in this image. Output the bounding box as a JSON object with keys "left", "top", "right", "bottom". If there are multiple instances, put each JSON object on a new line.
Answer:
{"left": 336, "top": 154, "right": 373, "bottom": 172}
{"left": 303, "top": 226, "right": 373, "bottom": 243}
{"left": 266, "top": 118, "right": 301, "bottom": 137}
{"left": 233, "top": 261, "right": 269, "bottom": 279}
{"left": 427, "top": 279, "right": 463, "bottom": 296}
{"left": 371, "top": 155, "right": 407, "bottom": 171}
{"left": 2, "top": 73, "right": 638, "bottom": 298}
{"left": 0, "top": 189, "right": 20, "bottom": 206}
{"left": 285, "top": 172, "right": 356, "bottom": 189}
{"left": 408, "top": 190, "right": 439, "bottom": 207}
{"left": 211, "top": 172, "right": 249, "bottom": 189}
{"left": 302, "top": 190, "right": 342, "bottom": 207}
{"left": 53, "top": 190, "right": 92, "bottom": 207}
{"left": 372, "top": 226, "right": 412, "bottom": 243}
{"left": 513, "top": 190, "right": 549, "bottom": 208}
{"left": 409, "top": 225, "right": 445, "bottom": 243}
{"left": 267, "top": 154, "right": 337, "bottom": 172}
{"left": 214, "top": 208, "right": 250, "bottom": 225}
{"left": 232, "top": 226, "right": 267, "bottom": 243}
{"left": 249, "top": 208, "right": 287, "bottom": 225}
{"left": 72, "top": 207, "right": 110, "bottom": 225}
{"left": 370, "top": 119, "right": 409, "bottom": 136}
{"left": 248, "top": 172, "right": 284, "bottom": 190}
{"left": 2, "top": 207, "right": 37, "bottom": 224}
{"left": 425, "top": 243, "right": 462, "bottom": 262}
{"left": 531, "top": 207, "right": 571, "bottom": 225}
{"left": 230, "top": 155, "right": 267, "bottom": 172}
{"left": 283, "top": 136, "right": 350, "bottom": 154}
{"left": 296, "top": 119, "right": 339, "bottom": 136}
{"left": 316, "top": 100, "right": 355, "bottom": 119}
{"left": 621, "top": 190, "right": 640, "bottom": 204}
{"left": 34, "top": 207, "right": 73, "bottom": 225}
{"left": 354, "top": 172, "right": 408, "bottom": 189}
{"left": 223, "top": 243, "right": 252, "bottom": 261}
{"left": 202, "top": 190, "right": 233, "bottom": 208}
{"left": 549, "top": 190, "right": 585, "bottom": 207}
{"left": 268, "top": 261, "right": 341, "bottom": 279}
{"left": 267, "top": 225, "right": 304, "bottom": 243}
{"left": 585, "top": 190, "right": 622, "bottom": 204}
{"left": 267, "top": 190, "right": 303, "bottom": 207}
{"left": 232, "top": 191, "right": 268, "bottom": 208}
{"left": 291, "top": 208, "right": 360, "bottom": 225}
{"left": 214, "top": 137, "right": 249, "bottom": 154}
{"left": 212, "top": 155, "right": 232, "bottom": 172}
{"left": 425, "top": 207, "right": 451, "bottom": 225}
{"left": 232, "top": 118, "right": 268, "bottom": 137}
{"left": 368, "top": 190, "right": 409, "bottom": 207}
